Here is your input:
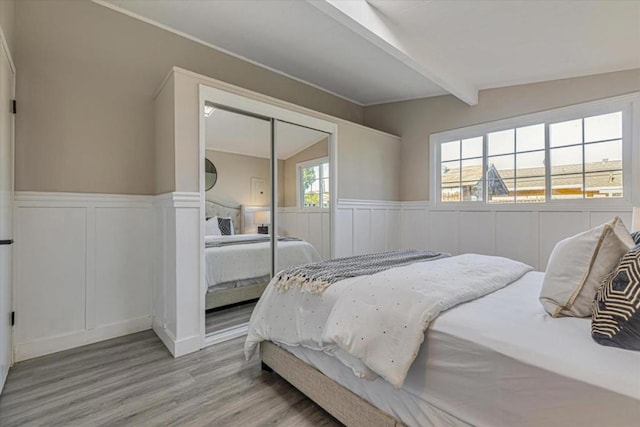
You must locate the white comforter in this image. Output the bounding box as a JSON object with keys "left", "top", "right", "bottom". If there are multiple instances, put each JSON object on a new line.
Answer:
{"left": 245, "top": 254, "right": 532, "bottom": 388}
{"left": 205, "top": 234, "right": 321, "bottom": 290}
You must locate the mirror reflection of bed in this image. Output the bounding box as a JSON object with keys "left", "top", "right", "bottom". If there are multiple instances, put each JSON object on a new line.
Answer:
{"left": 203, "top": 105, "right": 331, "bottom": 337}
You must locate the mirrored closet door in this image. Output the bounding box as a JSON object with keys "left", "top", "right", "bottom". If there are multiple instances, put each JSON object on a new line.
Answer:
{"left": 275, "top": 120, "right": 332, "bottom": 275}
{"left": 203, "top": 104, "right": 273, "bottom": 337}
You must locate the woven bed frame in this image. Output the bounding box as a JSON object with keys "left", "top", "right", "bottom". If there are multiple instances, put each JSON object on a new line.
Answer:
{"left": 261, "top": 341, "right": 405, "bottom": 427}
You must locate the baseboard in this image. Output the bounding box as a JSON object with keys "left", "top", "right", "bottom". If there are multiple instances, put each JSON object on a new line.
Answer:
{"left": 0, "top": 366, "right": 7, "bottom": 395}
{"left": 152, "top": 318, "right": 200, "bottom": 357}
{"left": 14, "top": 316, "right": 152, "bottom": 362}
{"left": 152, "top": 318, "right": 177, "bottom": 356}
{"left": 173, "top": 334, "right": 201, "bottom": 357}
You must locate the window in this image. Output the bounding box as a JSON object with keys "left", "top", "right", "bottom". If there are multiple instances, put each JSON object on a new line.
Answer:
{"left": 297, "top": 157, "right": 329, "bottom": 209}
{"left": 549, "top": 112, "right": 622, "bottom": 200}
{"left": 432, "top": 95, "right": 637, "bottom": 206}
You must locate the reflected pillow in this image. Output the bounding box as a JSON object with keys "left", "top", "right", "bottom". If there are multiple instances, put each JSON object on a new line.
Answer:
{"left": 217, "top": 217, "right": 234, "bottom": 236}
{"left": 540, "top": 217, "right": 635, "bottom": 317}
{"left": 592, "top": 245, "right": 640, "bottom": 351}
{"left": 206, "top": 216, "right": 222, "bottom": 236}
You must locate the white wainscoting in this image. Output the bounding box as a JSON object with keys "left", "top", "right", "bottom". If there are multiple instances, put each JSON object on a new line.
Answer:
{"left": 278, "top": 208, "right": 331, "bottom": 260}
{"left": 335, "top": 199, "right": 401, "bottom": 258}
{"left": 400, "top": 202, "right": 635, "bottom": 271}
{"left": 14, "top": 192, "right": 154, "bottom": 361}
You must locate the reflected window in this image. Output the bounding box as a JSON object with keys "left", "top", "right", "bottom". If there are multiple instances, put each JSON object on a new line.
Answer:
{"left": 298, "top": 157, "right": 329, "bottom": 209}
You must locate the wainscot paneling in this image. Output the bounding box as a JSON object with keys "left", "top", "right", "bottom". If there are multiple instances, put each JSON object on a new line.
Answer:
{"left": 336, "top": 200, "right": 402, "bottom": 257}
{"left": 278, "top": 208, "right": 331, "bottom": 260}
{"left": 14, "top": 192, "right": 155, "bottom": 361}
{"left": 399, "top": 203, "right": 635, "bottom": 271}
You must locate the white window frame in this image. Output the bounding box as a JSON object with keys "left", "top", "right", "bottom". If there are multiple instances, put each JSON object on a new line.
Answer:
{"left": 430, "top": 93, "right": 640, "bottom": 210}
{"left": 296, "top": 156, "right": 330, "bottom": 210}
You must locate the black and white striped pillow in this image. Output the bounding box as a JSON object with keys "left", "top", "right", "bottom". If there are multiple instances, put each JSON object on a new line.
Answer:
{"left": 217, "top": 217, "right": 234, "bottom": 235}
{"left": 632, "top": 231, "right": 640, "bottom": 245}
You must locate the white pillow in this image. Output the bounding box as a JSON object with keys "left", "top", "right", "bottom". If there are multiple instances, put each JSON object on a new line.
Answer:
{"left": 206, "top": 216, "right": 222, "bottom": 236}
{"left": 539, "top": 217, "right": 634, "bottom": 317}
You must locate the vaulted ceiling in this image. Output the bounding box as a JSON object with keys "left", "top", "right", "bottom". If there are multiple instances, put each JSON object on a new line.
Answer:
{"left": 99, "top": 0, "right": 640, "bottom": 106}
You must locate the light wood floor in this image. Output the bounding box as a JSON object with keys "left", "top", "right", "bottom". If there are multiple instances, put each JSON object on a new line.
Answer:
{"left": 206, "top": 300, "right": 257, "bottom": 335}
{"left": 0, "top": 331, "right": 341, "bottom": 427}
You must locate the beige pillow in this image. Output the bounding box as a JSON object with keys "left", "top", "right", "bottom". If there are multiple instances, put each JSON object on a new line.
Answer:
{"left": 540, "top": 217, "right": 634, "bottom": 317}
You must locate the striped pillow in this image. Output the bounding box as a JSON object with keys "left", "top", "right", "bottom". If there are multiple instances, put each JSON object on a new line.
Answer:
{"left": 632, "top": 231, "right": 640, "bottom": 245}
{"left": 217, "top": 217, "right": 234, "bottom": 235}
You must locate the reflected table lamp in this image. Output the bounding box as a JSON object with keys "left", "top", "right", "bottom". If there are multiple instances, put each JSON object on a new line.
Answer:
{"left": 255, "top": 210, "right": 270, "bottom": 235}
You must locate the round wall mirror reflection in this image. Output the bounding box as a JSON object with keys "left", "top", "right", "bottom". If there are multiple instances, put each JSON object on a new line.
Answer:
{"left": 205, "top": 158, "right": 218, "bottom": 191}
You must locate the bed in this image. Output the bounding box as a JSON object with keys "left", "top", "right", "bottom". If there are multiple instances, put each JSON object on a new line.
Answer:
{"left": 246, "top": 253, "right": 640, "bottom": 427}
{"left": 205, "top": 200, "right": 321, "bottom": 310}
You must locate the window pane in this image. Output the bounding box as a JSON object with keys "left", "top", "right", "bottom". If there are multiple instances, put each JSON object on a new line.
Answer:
{"left": 461, "top": 180, "right": 483, "bottom": 201}
{"left": 550, "top": 119, "right": 582, "bottom": 147}
{"left": 461, "top": 137, "right": 482, "bottom": 159}
{"left": 584, "top": 112, "right": 622, "bottom": 143}
{"left": 461, "top": 157, "right": 483, "bottom": 183}
{"left": 488, "top": 154, "right": 515, "bottom": 178}
{"left": 441, "top": 140, "right": 460, "bottom": 161}
{"left": 551, "top": 174, "right": 583, "bottom": 199}
{"left": 516, "top": 124, "right": 544, "bottom": 152}
{"left": 321, "top": 178, "right": 330, "bottom": 207}
{"left": 441, "top": 160, "right": 460, "bottom": 183}
{"left": 441, "top": 186, "right": 461, "bottom": 202}
{"left": 550, "top": 145, "right": 582, "bottom": 175}
{"left": 321, "top": 162, "right": 329, "bottom": 178}
{"left": 584, "top": 140, "right": 622, "bottom": 173}
{"left": 488, "top": 179, "right": 514, "bottom": 204}
{"left": 488, "top": 129, "right": 515, "bottom": 156}
{"left": 585, "top": 170, "right": 622, "bottom": 199}
{"left": 516, "top": 175, "right": 545, "bottom": 203}
{"left": 486, "top": 154, "right": 513, "bottom": 203}
{"left": 516, "top": 150, "right": 545, "bottom": 177}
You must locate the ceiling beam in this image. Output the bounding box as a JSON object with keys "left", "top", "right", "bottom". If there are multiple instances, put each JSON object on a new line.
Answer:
{"left": 307, "top": 0, "right": 478, "bottom": 106}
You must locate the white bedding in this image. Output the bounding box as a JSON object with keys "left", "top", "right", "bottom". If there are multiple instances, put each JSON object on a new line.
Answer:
{"left": 246, "top": 254, "right": 532, "bottom": 388}
{"left": 280, "top": 272, "right": 640, "bottom": 426}
{"left": 205, "top": 234, "right": 320, "bottom": 291}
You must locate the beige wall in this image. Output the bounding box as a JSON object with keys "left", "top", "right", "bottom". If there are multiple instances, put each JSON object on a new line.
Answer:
{"left": 363, "top": 69, "right": 640, "bottom": 201}
{"left": 205, "top": 150, "right": 271, "bottom": 206}
{"left": 337, "top": 122, "right": 402, "bottom": 201}
{"left": 0, "top": 0, "right": 14, "bottom": 55}
{"left": 14, "top": 0, "right": 363, "bottom": 195}
{"left": 282, "top": 138, "right": 328, "bottom": 207}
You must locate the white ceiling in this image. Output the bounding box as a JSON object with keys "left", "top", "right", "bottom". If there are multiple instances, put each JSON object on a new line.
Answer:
{"left": 100, "top": 0, "right": 640, "bottom": 106}
{"left": 205, "top": 108, "right": 327, "bottom": 160}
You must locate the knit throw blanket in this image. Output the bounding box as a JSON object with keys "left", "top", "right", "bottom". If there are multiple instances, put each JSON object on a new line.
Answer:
{"left": 206, "top": 236, "right": 301, "bottom": 248}
{"left": 274, "top": 250, "right": 449, "bottom": 294}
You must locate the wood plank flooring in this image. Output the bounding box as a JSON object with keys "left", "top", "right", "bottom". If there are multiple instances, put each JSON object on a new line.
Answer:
{"left": 0, "top": 331, "right": 341, "bottom": 427}
{"left": 206, "top": 301, "right": 257, "bottom": 335}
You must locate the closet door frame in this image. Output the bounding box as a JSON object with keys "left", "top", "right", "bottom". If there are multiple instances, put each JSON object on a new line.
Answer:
{"left": 198, "top": 85, "right": 338, "bottom": 347}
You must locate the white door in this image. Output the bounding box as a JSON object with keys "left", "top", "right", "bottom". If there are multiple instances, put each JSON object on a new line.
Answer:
{"left": 0, "top": 37, "right": 15, "bottom": 393}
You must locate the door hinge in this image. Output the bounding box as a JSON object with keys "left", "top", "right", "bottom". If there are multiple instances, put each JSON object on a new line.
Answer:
{"left": 11, "top": 99, "right": 16, "bottom": 114}
{"left": 11, "top": 311, "right": 14, "bottom": 326}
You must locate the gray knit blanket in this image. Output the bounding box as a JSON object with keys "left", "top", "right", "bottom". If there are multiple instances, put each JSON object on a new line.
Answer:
{"left": 206, "top": 236, "right": 301, "bottom": 248}
{"left": 274, "top": 250, "right": 449, "bottom": 294}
